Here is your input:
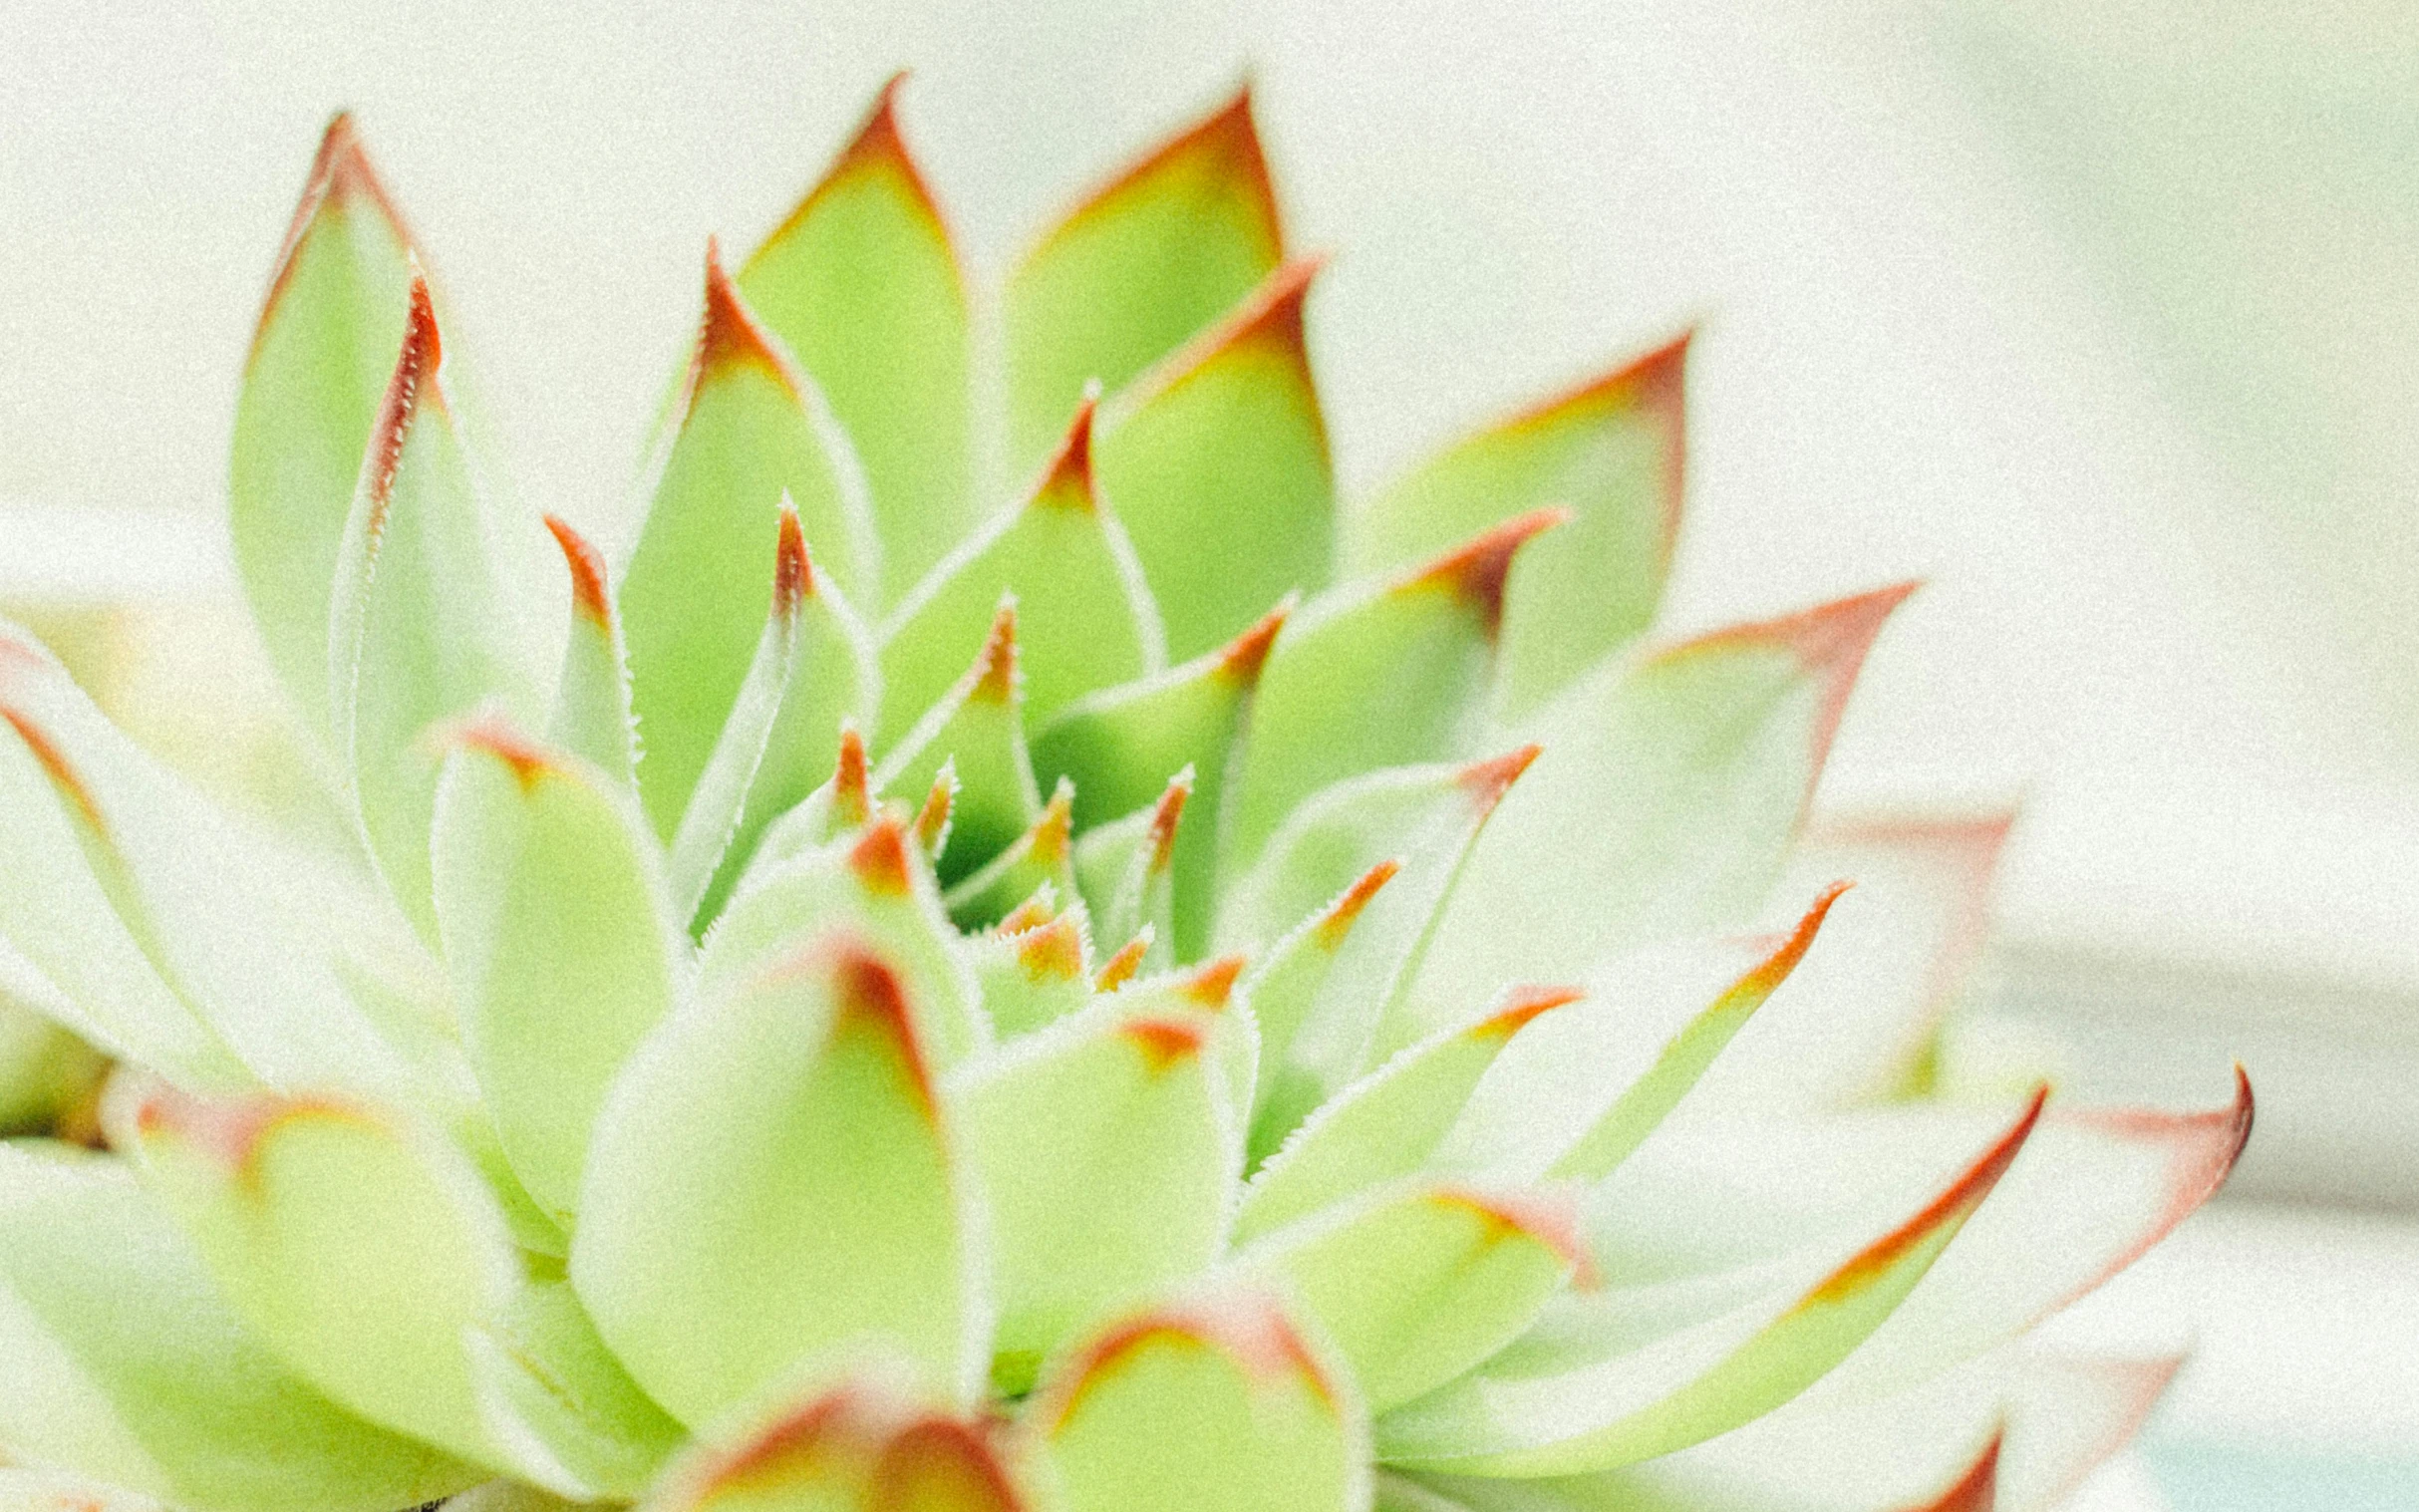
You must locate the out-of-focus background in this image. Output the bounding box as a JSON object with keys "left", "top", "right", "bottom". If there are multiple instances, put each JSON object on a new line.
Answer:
{"left": 2, "top": 0, "right": 2414, "bottom": 1505}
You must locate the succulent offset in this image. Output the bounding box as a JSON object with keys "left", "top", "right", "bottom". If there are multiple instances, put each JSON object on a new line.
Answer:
{"left": 0, "top": 81, "right": 2255, "bottom": 1512}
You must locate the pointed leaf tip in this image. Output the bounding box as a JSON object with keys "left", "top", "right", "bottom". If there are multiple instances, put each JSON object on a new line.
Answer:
{"left": 913, "top": 763, "right": 957, "bottom": 854}
{"left": 833, "top": 722, "right": 871, "bottom": 825}
{"left": 1182, "top": 952, "right": 1247, "bottom": 1010}
{"left": 1147, "top": 769, "right": 1194, "bottom": 873}
{"left": 971, "top": 600, "right": 1022, "bottom": 706}
{"left": 1217, "top": 596, "right": 1294, "bottom": 687}
{"left": 252, "top": 111, "right": 416, "bottom": 364}
{"left": 697, "top": 237, "right": 798, "bottom": 393}
{"left": 1316, "top": 859, "right": 1401, "bottom": 949}
{"left": 1458, "top": 744, "right": 1542, "bottom": 815}
{"left": 1740, "top": 878, "right": 1853, "bottom": 995}
{"left": 1403, "top": 506, "right": 1572, "bottom": 636}
{"left": 1470, "top": 983, "right": 1586, "bottom": 1042}
{"left": 544, "top": 514, "right": 613, "bottom": 628}
{"left": 1034, "top": 398, "right": 1099, "bottom": 511}
{"left": 1015, "top": 912, "right": 1089, "bottom": 984}
{"left": 1096, "top": 930, "right": 1152, "bottom": 992}
{"left": 1046, "top": 1291, "right": 1336, "bottom": 1434}
{"left": 1121, "top": 1016, "right": 1208, "bottom": 1072}
{"left": 1667, "top": 582, "right": 1919, "bottom": 775}
{"left": 442, "top": 713, "right": 557, "bottom": 789}
{"left": 997, "top": 891, "right": 1058, "bottom": 937}
{"left": 1908, "top": 1431, "right": 2000, "bottom": 1512}
{"left": 1053, "top": 80, "right": 1282, "bottom": 259}
{"left": 819, "top": 940, "right": 937, "bottom": 1120}
{"left": 847, "top": 814, "right": 915, "bottom": 897}
{"left": 1810, "top": 1085, "right": 2044, "bottom": 1309}
{"left": 2053, "top": 1065, "right": 2255, "bottom": 1300}
{"left": 1032, "top": 779, "right": 1075, "bottom": 863}
{"left": 362, "top": 274, "right": 443, "bottom": 521}
{"left": 773, "top": 500, "right": 813, "bottom": 622}
{"left": 1430, "top": 1185, "right": 1594, "bottom": 1281}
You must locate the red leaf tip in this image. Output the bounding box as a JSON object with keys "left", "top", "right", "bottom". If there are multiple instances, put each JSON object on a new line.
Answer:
{"left": 847, "top": 815, "right": 915, "bottom": 897}
{"left": 1470, "top": 983, "right": 1586, "bottom": 1043}
{"left": 1665, "top": 582, "right": 1919, "bottom": 785}
{"left": 1403, "top": 507, "right": 1572, "bottom": 636}
{"left": 252, "top": 112, "right": 416, "bottom": 368}
{"left": 543, "top": 515, "right": 612, "bottom": 629}
{"left": 1147, "top": 769, "right": 1194, "bottom": 873}
{"left": 1216, "top": 596, "right": 1294, "bottom": 688}
{"left": 772, "top": 502, "right": 814, "bottom": 623}
{"left": 1430, "top": 1185, "right": 1595, "bottom": 1281}
{"left": 1735, "top": 879, "right": 1853, "bottom": 998}
{"left": 443, "top": 714, "right": 558, "bottom": 791}
{"left": 1314, "top": 859, "right": 1401, "bottom": 949}
{"left": 1458, "top": 744, "right": 1542, "bottom": 815}
{"left": 1905, "top": 1431, "right": 2000, "bottom": 1512}
{"left": 1033, "top": 399, "right": 1098, "bottom": 512}
{"left": 361, "top": 274, "right": 443, "bottom": 522}
{"left": 697, "top": 237, "right": 799, "bottom": 395}
{"left": 1095, "top": 930, "right": 1153, "bottom": 992}
{"left": 1181, "top": 952, "right": 1247, "bottom": 1011}
{"left": 1120, "top": 1016, "right": 1208, "bottom": 1072}
{"left": 1810, "top": 1085, "right": 2045, "bottom": 1308}
{"left": 1046, "top": 81, "right": 1282, "bottom": 267}
{"left": 832, "top": 723, "right": 871, "bottom": 825}
{"left": 823, "top": 940, "right": 936, "bottom": 1119}
{"left": 1045, "top": 1291, "right": 1336, "bottom": 1433}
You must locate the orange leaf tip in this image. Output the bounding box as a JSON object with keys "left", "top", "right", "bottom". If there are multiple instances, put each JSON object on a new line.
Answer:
{"left": 996, "top": 888, "right": 1059, "bottom": 937}
{"left": 1128, "top": 255, "right": 1328, "bottom": 421}
{"left": 689, "top": 1378, "right": 1024, "bottom": 1509}
{"left": 1470, "top": 984, "right": 1586, "bottom": 1043}
{"left": 1094, "top": 930, "right": 1152, "bottom": 992}
{"left": 1014, "top": 913, "right": 1089, "bottom": 985}
{"left": 1120, "top": 1016, "right": 1207, "bottom": 1073}
{"left": 832, "top": 722, "right": 871, "bottom": 826}
{"left": 1494, "top": 331, "right": 1690, "bottom": 553}
{"left": 1045, "top": 1290, "right": 1335, "bottom": 1434}
{"left": 913, "top": 764, "right": 957, "bottom": 855}
{"left": 772, "top": 500, "right": 813, "bottom": 623}
{"left": 1147, "top": 769, "right": 1194, "bottom": 874}
{"left": 969, "top": 600, "right": 1021, "bottom": 707}
{"left": 1042, "top": 81, "right": 1281, "bottom": 267}
{"left": 1458, "top": 744, "right": 1542, "bottom": 816}
{"left": 1905, "top": 1431, "right": 1999, "bottom": 1512}
{"left": 751, "top": 71, "right": 959, "bottom": 273}
{"left": 1733, "top": 879, "right": 1852, "bottom": 999}
{"left": 361, "top": 274, "right": 444, "bottom": 529}
{"left": 1215, "top": 596, "right": 1294, "bottom": 687}
{"left": 1429, "top": 1186, "right": 1594, "bottom": 1282}
{"left": 1314, "top": 859, "right": 1401, "bottom": 950}
{"left": 1180, "top": 953, "right": 1247, "bottom": 1011}
{"left": 1029, "top": 779, "right": 1075, "bottom": 864}
{"left": 1031, "top": 398, "right": 1099, "bottom": 512}
{"left": 253, "top": 111, "right": 415, "bottom": 366}
{"left": 1807, "top": 1085, "right": 2045, "bottom": 1308}
{"left": 847, "top": 815, "right": 915, "bottom": 897}
{"left": 1663, "top": 582, "right": 1919, "bottom": 785}
{"left": 442, "top": 714, "right": 558, "bottom": 791}
{"left": 697, "top": 236, "right": 800, "bottom": 396}
{"left": 822, "top": 940, "right": 936, "bottom": 1119}
{"left": 1402, "top": 507, "right": 1572, "bottom": 637}
{"left": 543, "top": 515, "right": 612, "bottom": 629}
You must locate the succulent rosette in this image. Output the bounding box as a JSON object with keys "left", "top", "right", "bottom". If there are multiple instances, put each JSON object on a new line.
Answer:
{"left": 0, "top": 81, "right": 2251, "bottom": 1512}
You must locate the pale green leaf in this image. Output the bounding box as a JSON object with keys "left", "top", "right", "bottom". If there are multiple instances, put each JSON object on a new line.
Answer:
{"left": 1006, "top": 89, "right": 1285, "bottom": 471}
{"left": 874, "top": 603, "right": 1041, "bottom": 887}
{"left": 540, "top": 515, "right": 638, "bottom": 786}
{"left": 967, "top": 906, "right": 1092, "bottom": 1041}
{"left": 572, "top": 933, "right": 979, "bottom": 1425}
{"left": 1069, "top": 769, "right": 1188, "bottom": 956}
{"left": 741, "top": 77, "right": 975, "bottom": 600}
{"left": 944, "top": 779, "right": 1076, "bottom": 931}
{"left": 468, "top": 1279, "right": 686, "bottom": 1500}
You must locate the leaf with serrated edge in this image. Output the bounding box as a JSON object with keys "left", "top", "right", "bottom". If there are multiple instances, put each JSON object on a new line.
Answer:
{"left": 541, "top": 515, "right": 638, "bottom": 786}
{"left": 622, "top": 244, "right": 879, "bottom": 840}
{"left": 230, "top": 114, "right": 418, "bottom": 737}
{"left": 328, "top": 275, "right": 545, "bottom": 938}
{"left": 1032, "top": 1286, "right": 1366, "bottom": 1512}
{"left": 572, "top": 934, "right": 979, "bottom": 1424}
{"left": 1345, "top": 335, "right": 1689, "bottom": 722}
{"left": 0, "top": 627, "right": 445, "bottom": 1104}
{"left": 431, "top": 719, "right": 680, "bottom": 1224}
{"left": 1435, "top": 885, "right": 1848, "bottom": 1186}
{"left": 741, "top": 76, "right": 975, "bottom": 601}
{"left": 0, "top": 1143, "right": 479, "bottom": 1512}
{"left": 1006, "top": 87, "right": 1285, "bottom": 471}
{"left": 877, "top": 602, "right": 1043, "bottom": 888}
{"left": 1095, "top": 257, "right": 1333, "bottom": 660}
{"left": 970, "top": 906, "right": 1093, "bottom": 1041}
{"left": 951, "top": 990, "right": 1245, "bottom": 1387}
{"left": 1229, "top": 512, "right": 1564, "bottom": 867}
{"left": 1071, "top": 769, "right": 1189, "bottom": 955}
{"left": 945, "top": 779, "right": 1076, "bottom": 930}
{"left": 1040, "top": 600, "right": 1288, "bottom": 958}
{"left": 879, "top": 401, "right": 1161, "bottom": 740}
{"left": 1418, "top": 585, "right": 1915, "bottom": 1011}
{"left": 1373, "top": 1092, "right": 2044, "bottom": 1476}
{"left": 1245, "top": 1180, "right": 1584, "bottom": 1413}
{"left": 1239, "top": 985, "right": 1581, "bottom": 1241}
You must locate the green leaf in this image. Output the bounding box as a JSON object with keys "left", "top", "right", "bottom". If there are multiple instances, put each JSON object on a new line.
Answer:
{"left": 0, "top": 995, "right": 108, "bottom": 1134}
{"left": 944, "top": 779, "right": 1076, "bottom": 930}
{"left": 875, "top": 603, "right": 1042, "bottom": 887}
{"left": 740, "top": 77, "right": 975, "bottom": 601}
{"left": 952, "top": 990, "right": 1246, "bottom": 1384}
{"left": 1238, "top": 986, "right": 1581, "bottom": 1241}
{"left": 1095, "top": 258, "right": 1334, "bottom": 661}
{"left": 1039, "top": 601, "right": 1288, "bottom": 958}
{"left": 641, "top": 1368, "right": 1025, "bottom": 1512}
{"left": 1343, "top": 336, "right": 1689, "bottom": 722}
{"left": 121, "top": 1085, "right": 522, "bottom": 1468}
{"left": 540, "top": 515, "right": 638, "bottom": 786}
{"left": 1434, "top": 885, "right": 1847, "bottom": 1185}
{"left": 1228, "top": 513, "right": 1564, "bottom": 867}
{"left": 431, "top": 720, "right": 681, "bottom": 1225}
{"left": 1242, "top": 1180, "right": 1583, "bottom": 1412}
{"left": 1006, "top": 88, "right": 1285, "bottom": 471}
{"left": 572, "top": 934, "right": 979, "bottom": 1425}
{"left": 1371, "top": 1092, "right": 2045, "bottom": 1475}
{"left": 622, "top": 246, "right": 879, "bottom": 840}
{"left": 0, "top": 626, "right": 452, "bottom": 1105}
{"left": 700, "top": 812, "right": 986, "bottom": 1070}
{"left": 328, "top": 275, "right": 545, "bottom": 938}
{"left": 229, "top": 115, "right": 417, "bottom": 738}
{"left": 1031, "top": 1287, "right": 1366, "bottom": 1512}
{"left": 1416, "top": 585, "right": 1916, "bottom": 1010}
{"left": 469, "top": 1278, "right": 686, "bottom": 1500}
{"left": 1069, "top": 770, "right": 1188, "bottom": 959}
{"left": 1229, "top": 860, "right": 1398, "bottom": 1144}
{"left": 879, "top": 401, "right": 1161, "bottom": 740}
{"left": 968, "top": 905, "right": 1093, "bottom": 1041}
{"left": 0, "top": 1143, "right": 480, "bottom": 1512}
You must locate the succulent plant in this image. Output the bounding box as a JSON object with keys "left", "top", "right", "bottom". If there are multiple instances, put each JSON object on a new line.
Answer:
{"left": 0, "top": 81, "right": 2253, "bottom": 1512}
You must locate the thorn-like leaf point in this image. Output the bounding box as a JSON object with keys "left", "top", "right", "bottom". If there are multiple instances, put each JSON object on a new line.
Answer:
{"left": 754, "top": 70, "right": 958, "bottom": 262}
{"left": 1664, "top": 582, "right": 1919, "bottom": 780}
{"left": 1045, "top": 83, "right": 1282, "bottom": 263}
{"left": 970, "top": 600, "right": 1022, "bottom": 707}
{"left": 1032, "top": 398, "right": 1099, "bottom": 512}
{"left": 1736, "top": 879, "right": 1852, "bottom": 996}
{"left": 2054, "top": 1066, "right": 2256, "bottom": 1305}
{"left": 914, "top": 762, "right": 958, "bottom": 855}
{"left": 1014, "top": 913, "right": 1088, "bottom": 985}
{"left": 1096, "top": 929, "right": 1153, "bottom": 992}
{"left": 253, "top": 111, "right": 415, "bottom": 365}
{"left": 1469, "top": 984, "right": 1587, "bottom": 1043}
{"left": 697, "top": 236, "right": 800, "bottom": 394}
{"left": 1180, "top": 953, "right": 1248, "bottom": 1011}
{"left": 1147, "top": 768, "right": 1194, "bottom": 874}
{"left": 544, "top": 513, "right": 613, "bottom": 628}
{"left": 1909, "top": 1431, "right": 2000, "bottom": 1512}
{"left": 1315, "top": 860, "right": 1402, "bottom": 950}
{"left": 1457, "top": 744, "right": 1543, "bottom": 817}
{"left": 1216, "top": 596, "right": 1294, "bottom": 687}
{"left": 846, "top": 814, "right": 915, "bottom": 897}
{"left": 1503, "top": 330, "right": 1691, "bottom": 559}
{"left": 997, "top": 891, "right": 1058, "bottom": 937}
{"left": 362, "top": 274, "right": 443, "bottom": 529}
{"left": 1806, "top": 1086, "right": 2045, "bottom": 1309}
{"left": 1402, "top": 507, "right": 1573, "bottom": 637}
{"left": 1047, "top": 1292, "right": 1335, "bottom": 1432}
{"left": 772, "top": 499, "right": 812, "bottom": 623}
{"left": 832, "top": 721, "right": 871, "bottom": 827}
{"left": 1030, "top": 779, "right": 1075, "bottom": 865}
{"left": 1121, "top": 1016, "right": 1208, "bottom": 1073}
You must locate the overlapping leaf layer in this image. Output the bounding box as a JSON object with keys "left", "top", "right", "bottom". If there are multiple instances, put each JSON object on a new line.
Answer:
{"left": 0, "top": 83, "right": 2249, "bottom": 1512}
